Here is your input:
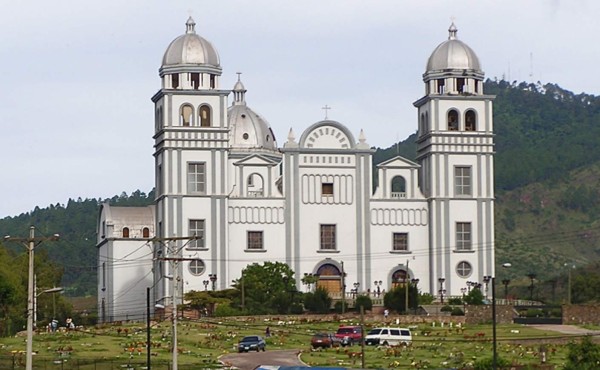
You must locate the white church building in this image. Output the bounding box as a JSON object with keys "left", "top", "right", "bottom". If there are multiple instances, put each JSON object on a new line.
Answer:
{"left": 97, "top": 18, "right": 495, "bottom": 322}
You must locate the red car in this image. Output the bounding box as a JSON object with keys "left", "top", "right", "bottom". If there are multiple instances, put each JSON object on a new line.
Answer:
{"left": 334, "top": 325, "right": 362, "bottom": 345}
{"left": 310, "top": 333, "right": 342, "bottom": 349}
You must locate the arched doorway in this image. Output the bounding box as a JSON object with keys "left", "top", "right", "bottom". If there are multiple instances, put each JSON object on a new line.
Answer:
{"left": 391, "top": 269, "right": 409, "bottom": 289}
{"left": 316, "top": 263, "right": 342, "bottom": 294}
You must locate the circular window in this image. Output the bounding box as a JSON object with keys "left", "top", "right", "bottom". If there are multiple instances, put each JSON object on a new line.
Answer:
{"left": 243, "top": 133, "right": 249, "bottom": 140}
{"left": 189, "top": 259, "right": 205, "bottom": 276}
{"left": 241, "top": 114, "right": 246, "bottom": 118}
{"left": 456, "top": 261, "right": 472, "bottom": 278}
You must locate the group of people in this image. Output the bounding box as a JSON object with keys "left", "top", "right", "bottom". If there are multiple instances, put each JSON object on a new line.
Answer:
{"left": 46, "top": 317, "right": 75, "bottom": 332}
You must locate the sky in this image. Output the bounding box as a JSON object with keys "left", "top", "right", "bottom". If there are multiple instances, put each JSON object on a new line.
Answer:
{"left": 1, "top": 0, "right": 598, "bottom": 218}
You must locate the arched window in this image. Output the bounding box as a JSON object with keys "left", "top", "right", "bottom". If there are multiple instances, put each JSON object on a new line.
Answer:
{"left": 465, "top": 110, "right": 477, "bottom": 131}
{"left": 391, "top": 176, "right": 406, "bottom": 198}
{"left": 448, "top": 109, "right": 459, "bottom": 131}
{"left": 199, "top": 105, "right": 211, "bottom": 127}
{"left": 247, "top": 173, "right": 264, "bottom": 197}
{"left": 420, "top": 113, "right": 425, "bottom": 135}
{"left": 180, "top": 104, "right": 193, "bottom": 126}
{"left": 122, "top": 227, "right": 130, "bottom": 238}
{"left": 171, "top": 74, "right": 179, "bottom": 89}
{"left": 142, "top": 227, "right": 150, "bottom": 238}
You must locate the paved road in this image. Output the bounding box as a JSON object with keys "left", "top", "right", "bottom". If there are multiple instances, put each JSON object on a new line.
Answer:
{"left": 220, "top": 349, "right": 306, "bottom": 370}
{"left": 528, "top": 324, "right": 600, "bottom": 335}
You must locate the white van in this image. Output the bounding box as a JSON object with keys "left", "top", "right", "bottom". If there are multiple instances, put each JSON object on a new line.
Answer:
{"left": 365, "top": 327, "right": 412, "bottom": 346}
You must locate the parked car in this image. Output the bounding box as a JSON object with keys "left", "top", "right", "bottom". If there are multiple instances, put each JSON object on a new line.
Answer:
{"left": 238, "top": 335, "right": 266, "bottom": 352}
{"left": 310, "top": 333, "right": 342, "bottom": 349}
{"left": 334, "top": 325, "right": 362, "bottom": 345}
{"left": 365, "top": 327, "right": 412, "bottom": 346}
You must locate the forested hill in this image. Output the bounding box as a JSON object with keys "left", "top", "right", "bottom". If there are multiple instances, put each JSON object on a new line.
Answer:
{"left": 1, "top": 79, "right": 600, "bottom": 296}
{"left": 374, "top": 79, "right": 600, "bottom": 192}
{"left": 0, "top": 191, "right": 154, "bottom": 296}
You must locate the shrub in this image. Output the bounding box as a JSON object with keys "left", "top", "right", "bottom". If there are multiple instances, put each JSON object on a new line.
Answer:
{"left": 440, "top": 305, "right": 453, "bottom": 312}
{"left": 473, "top": 356, "right": 511, "bottom": 370}
{"left": 564, "top": 335, "right": 600, "bottom": 370}
{"left": 354, "top": 295, "right": 372, "bottom": 312}
{"left": 213, "top": 303, "right": 243, "bottom": 317}
{"left": 448, "top": 297, "right": 462, "bottom": 305}
{"left": 303, "top": 287, "right": 332, "bottom": 314}
{"left": 450, "top": 307, "right": 464, "bottom": 316}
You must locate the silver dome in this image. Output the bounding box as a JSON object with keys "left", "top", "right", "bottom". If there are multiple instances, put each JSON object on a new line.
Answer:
{"left": 228, "top": 76, "right": 278, "bottom": 152}
{"left": 426, "top": 23, "right": 481, "bottom": 72}
{"left": 161, "top": 17, "right": 220, "bottom": 69}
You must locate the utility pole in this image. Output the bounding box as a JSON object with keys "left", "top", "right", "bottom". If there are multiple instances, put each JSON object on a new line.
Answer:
{"left": 405, "top": 259, "right": 409, "bottom": 314}
{"left": 341, "top": 261, "right": 345, "bottom": 314}
{"left": 153, "top": 235, "right": 202, "bottom": 370}
{"left": 146, "top": 287, "right": 151, "bottom": 370}
{"left": 4, "top": 226, "right": 59, "bottom": 370}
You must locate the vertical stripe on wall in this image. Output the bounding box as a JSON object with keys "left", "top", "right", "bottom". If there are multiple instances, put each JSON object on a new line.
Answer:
{"left": 355, "top": 154, "right": 364, "bottom": 286}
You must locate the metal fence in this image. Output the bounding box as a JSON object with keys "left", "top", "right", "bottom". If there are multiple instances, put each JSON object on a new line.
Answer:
{"left": 0, "top": 355, "right": 224, "bottom": 370}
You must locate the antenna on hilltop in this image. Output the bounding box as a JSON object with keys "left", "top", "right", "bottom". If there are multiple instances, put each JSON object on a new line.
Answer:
{"left": 529, "top": 52, "right": 534, "bottom": 81}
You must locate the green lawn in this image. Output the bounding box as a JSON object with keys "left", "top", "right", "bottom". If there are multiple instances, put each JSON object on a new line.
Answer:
{"left": 0, "top": 317, "right": 581, "bottom": 369}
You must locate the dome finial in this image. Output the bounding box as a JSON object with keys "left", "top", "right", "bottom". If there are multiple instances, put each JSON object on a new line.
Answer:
{"left": 186, "top": 16, "right": 196, "bottom": 34}
{"left": 448, "top": 18, "right": 458, "bottom": 40}
{"left": 232, "top": 72, "right": 247, "bottom": 106}
{"left": 356, "top": 129, "right": 369, "bottom": 149}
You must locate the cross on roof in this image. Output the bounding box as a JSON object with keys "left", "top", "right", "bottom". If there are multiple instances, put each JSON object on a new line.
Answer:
{"left": 322, "top": 105, "right": 332, "bottom": 119}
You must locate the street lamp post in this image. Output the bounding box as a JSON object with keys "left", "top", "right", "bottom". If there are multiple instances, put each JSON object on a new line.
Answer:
{"left": 438, "top": 278, "right": 445, "bottom": 304}
{"left": 460, "top": 287, "right": 467, "bottom": 311}
{"left": 483, "top": 275, "right": 492, "bottom": 299}
{"left": 564, "top": 264, "right": 575, "bottom": 305}
{"left": 501, "top": 279, "right": 510, "bottom": 302}
{"left": 352, "top": 282, "right": 360, "bottom": 298}
{"left": 38, "top": 287, "right": 63, "bottom": 323}
{"left": 209, "top": 274, "right": 217, "bottom": 291}
{"left": 527, "top": 273, "right": 536, "bottom": 301}
{"left": 374, "top": 280, "right": 382, "bottom": 297}
{"left": 202, "top": 280, "right": 209, "bottom": 291}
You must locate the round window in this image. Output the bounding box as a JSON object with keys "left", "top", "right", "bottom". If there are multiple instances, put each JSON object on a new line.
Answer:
{"left": 243, "top": 133, "right": 249, "bottom": 140}
{"left": 189, "top": 259, "right": 205, "bottom": 276}
{"left": 456, "top": 261, "right": 472, "bottom": 278}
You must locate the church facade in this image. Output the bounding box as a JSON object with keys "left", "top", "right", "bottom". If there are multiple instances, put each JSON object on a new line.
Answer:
{"left": 97, "top": 19, "right": 495, "bottom": 322}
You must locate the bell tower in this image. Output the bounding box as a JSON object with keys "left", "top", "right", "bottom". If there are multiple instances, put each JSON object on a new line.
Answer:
{"left": 414, "top": 23, "right": 495, "bottom": 296}
{"left": 152, "top": 17, "right": 230, "bottom": 305}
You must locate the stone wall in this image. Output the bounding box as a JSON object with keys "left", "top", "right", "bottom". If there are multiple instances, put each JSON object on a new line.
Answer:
{"left": 562, "top": 304, "right": 600, "bottom": 325}
{"left": 464, "top": 305, "right": 518, "bottom": 325}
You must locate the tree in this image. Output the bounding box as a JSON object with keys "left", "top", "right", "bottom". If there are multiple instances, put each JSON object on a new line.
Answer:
{"left": 304, "top": 286, "right": 332, "bottom": 314}
{"left": 230, "top": 262, "right": 299, "bottom": 315}
{"left": 383, "top": 285, "right": 417, "bottom": 313}
{"left": 464, "top": 288, "right": 485, "bottom": 305}
{"left": 564, "top": 336, "right": 600, "bottom": 370}
{"left": 354, "top": 295, "right": 372, "bottom": 312}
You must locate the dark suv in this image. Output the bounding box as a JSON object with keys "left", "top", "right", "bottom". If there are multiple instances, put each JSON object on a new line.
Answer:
{"left": 334, "top": 325, "right": 362, "bottom": 345}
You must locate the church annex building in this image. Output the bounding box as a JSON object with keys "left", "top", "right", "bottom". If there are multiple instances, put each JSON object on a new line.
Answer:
{"left": 96, "top": 18, "right": 495, "bottom": 322}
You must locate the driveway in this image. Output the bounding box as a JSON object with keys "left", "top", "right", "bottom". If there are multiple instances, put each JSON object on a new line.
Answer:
{"left": 528, "top": 324, "right": 600, "bottom": 335}
{"left": 220, "top": 349, "right": 306, "bottom": 370}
